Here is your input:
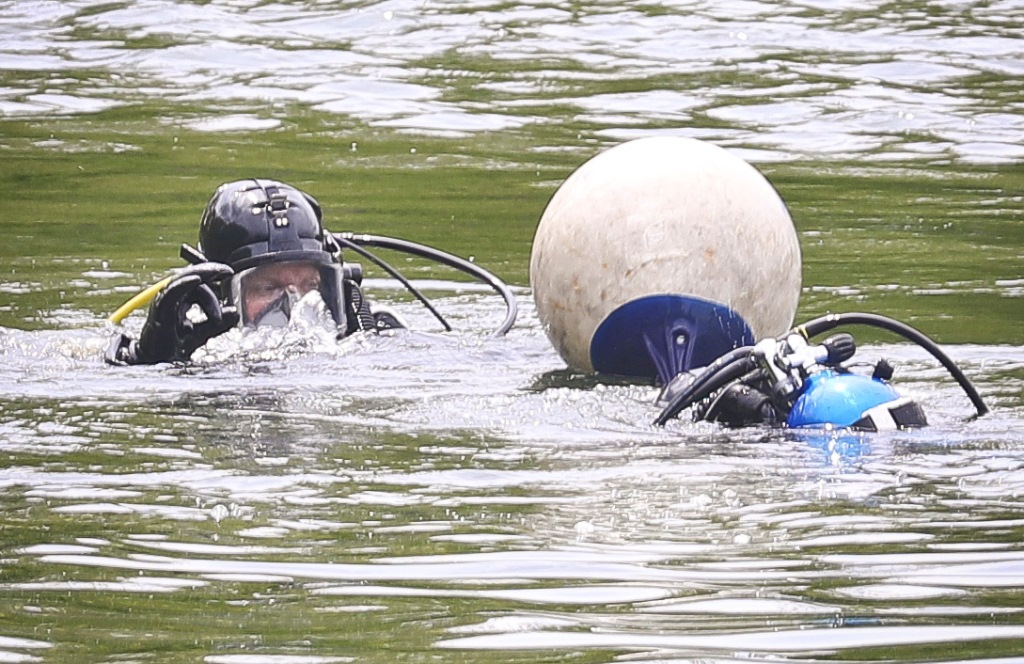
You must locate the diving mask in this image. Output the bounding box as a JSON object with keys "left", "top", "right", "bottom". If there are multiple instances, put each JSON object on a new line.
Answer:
{"left": 230, "top": 260, "right": 347, "bottom": 330}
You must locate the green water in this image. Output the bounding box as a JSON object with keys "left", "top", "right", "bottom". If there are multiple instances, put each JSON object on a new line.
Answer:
{"left": 1, "top": 116, "right": 545, "bottom": 321}
{"left": 4, "top": 114, "right": 1021, "bottom": 342}
{"left": 2, "top": 2, "right": 1024, "bottom": 663}
{"left": 4, "top": 112, "right": 1022, "bottom": 663}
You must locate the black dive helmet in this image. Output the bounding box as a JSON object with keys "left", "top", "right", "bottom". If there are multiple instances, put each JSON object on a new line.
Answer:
{"left": 194, "top": 179, "right": 354, "bottom": 331}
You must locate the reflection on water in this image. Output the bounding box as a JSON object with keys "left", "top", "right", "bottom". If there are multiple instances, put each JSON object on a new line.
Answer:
{"left": 2, "top": 0, "right": 1023, "bottom": 162}
{"left": 1, "top": 290, "right": 1023, "bottom": 661}
{"left": 2, "top": 0, "right": 1023, "bottom": 661}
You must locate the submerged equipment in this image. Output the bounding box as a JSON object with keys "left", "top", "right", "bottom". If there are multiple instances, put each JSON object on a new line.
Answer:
{"left": 106, "top": 179, "right": 517, "bottom": 365}
{"left": 654, "top": 312, "right": 989, "bottom": 430}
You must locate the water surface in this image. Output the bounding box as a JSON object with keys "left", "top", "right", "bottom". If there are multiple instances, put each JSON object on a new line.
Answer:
{"left": 1, "top": 1, "right": 1023, "bottom": 662}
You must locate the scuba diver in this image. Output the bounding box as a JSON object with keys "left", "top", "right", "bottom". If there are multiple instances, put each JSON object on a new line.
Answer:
{"left": 106, "top": 178, "right": 517, "bottom": 365}
{"left": 652, "top": 313, "right": 989, "bottom": 431}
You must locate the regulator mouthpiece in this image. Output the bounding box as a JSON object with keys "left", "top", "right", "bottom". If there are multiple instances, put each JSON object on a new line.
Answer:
{"left": 252, "top": 289, "right": 300, "bottom": 328}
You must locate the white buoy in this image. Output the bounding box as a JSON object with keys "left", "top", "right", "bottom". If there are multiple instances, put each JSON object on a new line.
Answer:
{"left": 530, "top": 136, "right": 802, "bottom": 380}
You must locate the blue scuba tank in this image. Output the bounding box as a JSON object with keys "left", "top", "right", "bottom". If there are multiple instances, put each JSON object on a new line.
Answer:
{"left": 786, "top": 369, "right": 904, "bottom": 429}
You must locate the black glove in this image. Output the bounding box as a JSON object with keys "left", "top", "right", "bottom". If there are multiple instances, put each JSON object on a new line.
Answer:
{"left": 106, "top": 263, "right": 239, "bottom": 365}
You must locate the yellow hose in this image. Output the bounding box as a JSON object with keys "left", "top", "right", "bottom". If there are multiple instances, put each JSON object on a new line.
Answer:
{"left": 107, "top": 276, "right": 174, "bottom": 324}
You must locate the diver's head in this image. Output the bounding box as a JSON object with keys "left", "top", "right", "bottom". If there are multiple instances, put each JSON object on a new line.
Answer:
{"left": 199, "top": 178, "right": 331, "bottom": 270}
{"left": 198, "top": 179, "right": 349, "bottom": 330}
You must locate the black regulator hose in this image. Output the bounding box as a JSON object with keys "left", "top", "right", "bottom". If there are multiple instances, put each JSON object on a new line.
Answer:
{"left": 335, "top": 233, "right": 518, "bottom": 337}
{"left": 794, "top": 312, "right": 989, "bottom": 418}
{"left": 335, "top": 234, "right": 453, "bottom": 332}
{"left": 654, "top": 347, "right": 758, "bottom": 426}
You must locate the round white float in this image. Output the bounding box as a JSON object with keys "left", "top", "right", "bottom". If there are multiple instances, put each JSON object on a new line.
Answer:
{"left": 530, "top": 136, "right": 802, "bottom": 377}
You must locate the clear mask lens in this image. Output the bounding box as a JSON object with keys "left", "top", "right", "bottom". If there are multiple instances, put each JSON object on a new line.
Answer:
{"left": 232, "top": 260, "right": 345, "bottom": 330}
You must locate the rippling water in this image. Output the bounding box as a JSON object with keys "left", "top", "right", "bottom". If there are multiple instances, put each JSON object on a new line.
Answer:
{"left": 2, "top": 1, "right": 1023, "bottom": 662}
{"left": 2, "top": 297, "right": 1023, "bottom": 662}
{"left": 4, "top": 0, "right": 1023, "bottom": 163}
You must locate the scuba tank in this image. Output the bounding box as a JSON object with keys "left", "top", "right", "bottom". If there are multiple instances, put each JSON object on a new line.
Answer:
{"left": 655, "top": 312, "right": 988, "bottom": 430}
